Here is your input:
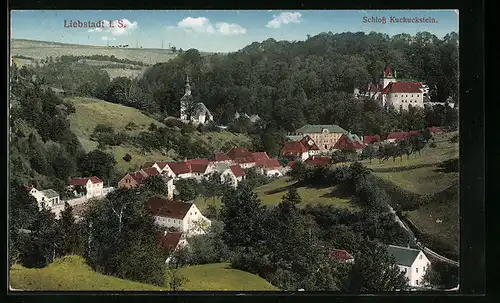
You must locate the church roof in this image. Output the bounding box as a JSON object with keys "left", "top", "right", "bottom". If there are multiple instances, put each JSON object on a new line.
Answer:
{"left": 192, "top": 102, "right": 212, "bottom": 117}
{"left": 383, "top": 64, "right": 394, "bottom": 78}
{"left": 381, "top": 82, "right": 423, "bottom": 94}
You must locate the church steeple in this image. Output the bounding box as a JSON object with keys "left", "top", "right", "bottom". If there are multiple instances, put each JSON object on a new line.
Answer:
{"left": 184, "top": 73, "right": 191, "bottom": 96}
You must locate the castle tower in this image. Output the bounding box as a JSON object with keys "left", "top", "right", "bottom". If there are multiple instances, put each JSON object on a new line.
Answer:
{"left": 180, "top": 74, "right": 191, "bottom": 121}
{"left": 379, "top": 63, "right": 397, "bottom": 89}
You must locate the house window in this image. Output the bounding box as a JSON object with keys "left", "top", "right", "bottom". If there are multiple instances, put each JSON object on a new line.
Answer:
{"left": 168, "top": 219, "right": 170, "bottom": 222}
{"left": 419, "top": 254, "right": 423, "bottom": 260}
{"left": 403, "top": 268, "right": 407, "bottom": 273}
{"left": 195, "top": 212, "right": 197, "bottom": 215}
{"left": 415, "top": 280, "right": 419, "bottom": 285}
{"left": 406, "top": 94, "right": 408, "bottom": 97}
{"left": 412, "top": 94, "right": 414, "bottom": 97}
{"left": 395, "top": 94, "right": 398, "bottom": 97}
{"left": 416, "top": 268, "right": 419, "bottom": 273}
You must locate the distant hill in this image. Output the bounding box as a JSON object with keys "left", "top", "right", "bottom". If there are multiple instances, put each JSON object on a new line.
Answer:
{"left": 11, "top": 39, "right": 178, "bottom": 65}
{"left": 10, "top": 255, "right": 278, "bottom": 291}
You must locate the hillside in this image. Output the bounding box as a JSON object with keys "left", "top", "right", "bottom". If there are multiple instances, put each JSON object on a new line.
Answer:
{"left": 66, "top": 97, "right": 251, "bottom": 174}
{"left": 372, "top": 133, "right": 459, "bottom": 258}
{"left": 66, "top": 97, "right": 168, "bottom": 173}
{"left": 11, "top": 39, "right": 178, "bottom": 65}
{"left": 10, "top": 256, "right": 278, "bottom": 291}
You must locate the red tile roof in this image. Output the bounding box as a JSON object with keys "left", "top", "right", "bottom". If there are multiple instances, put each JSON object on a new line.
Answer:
{"left": 234, "top": 156, "right": 255, "bottom": 164}
{"left": 331, "top": 249, "right": 354, "bottom": 261}
{"left": 363, "top": 135, "right": 381, "bottom": 145}
{"left": 68, "top": 176, "right": 103, "bottom": 186}
{"left": 381, "top": 82, "right": 423, "bottom": 94}
{"left": 168, "top": 162, "right": 192, "bottom": 175}
{"left": 156, "top": 162, "right": 169, "bottom": 170}
{"left": 305, "top": 156, "right": 332, "bottom": 166}
{"left": 160, "top": 232, "right": 183, "bottom": 253}
{"left": 129, "top": 171, "right": 147, "bottom": 184}
{"left": 190, "top": 163, "right": 208, "bottom": 174}
{"left": 333, "top": 134, "right": 364, "bottom": 150}
{"left": 146, "top": 197, "right": 192, "bottom": 219}
{"left": 186, "top": 158, "right": 210, "bottom": 165}
{"left": 264, "top": 158, "right": 281, "bottom": 168}
{"left": 387, "top": 132, "right": 410, "bottom": 141}
{"left": 299, "top": 135, "right": 320, "bottom": 151}
{"left": 230, "top": 164, "right": 246, "bottom": 177}
{"left": 141, "top": 167, "right": 161, "bottom": 177}
{"left": 281, "top": 141, "right": 308, "bottom": 156}
{"left": 227, "top": 147, "right": 252, "bottom": 160}
{"left": 214, "top": 152, "right": 231, "bottom": 162}
{"left": 408, "top": 130, "right": 421, "bottom": 136}
{"left": 252, "top": 152, "right": 269, "bottom": 162}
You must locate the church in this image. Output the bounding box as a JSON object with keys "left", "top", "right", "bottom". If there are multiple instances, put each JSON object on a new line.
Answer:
{"left": 356, "top": 64, "right": 429, "bottom": 112}
{"left": 180, "top": 75, "right": 214, "bottom": 125}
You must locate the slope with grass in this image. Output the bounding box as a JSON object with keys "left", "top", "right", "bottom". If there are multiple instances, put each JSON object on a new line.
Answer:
{"left": 195, "top": 176, "right": 355, "bottom": 212}
{"left": 10, "top": 256, "right": 278, "bottom": 291}
{"left": 178, "top": 263, "right": 278, "bottom": 291}
{"left": 66, "top": 97, "right": 168, "bottom": 173}
{"left": 371, "top": 135, "right": 459, "bottom": 258}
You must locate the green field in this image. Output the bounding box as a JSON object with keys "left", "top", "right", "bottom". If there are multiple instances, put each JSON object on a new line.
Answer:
{"left": 179, "top": 263, "right": 278, "bottom": 291}
{"left": 11, "top": 39, "right": 178, "bottom": 65}
{"left": 10, "top": 256, "right": 277, "bottom": 291}
{"left": 195, "top": 177, "right": 354, "bottom": 212}
{"left": 66, "top": 97, "right": 169, "bottom": 173}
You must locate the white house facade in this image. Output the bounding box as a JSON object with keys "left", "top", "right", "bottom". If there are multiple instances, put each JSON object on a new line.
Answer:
{"left": 387, "top": 245, "right": 431, "bottom": 288}
{"left": 67, "top": 176, "right": 104, "bottom": 199}
{"left": 27, "top": 187, "right": 61, "bottom": 210}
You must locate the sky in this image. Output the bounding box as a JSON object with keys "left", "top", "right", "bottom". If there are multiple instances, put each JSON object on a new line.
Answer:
{"left": 11, "top": 10, "right": 459, "bottom": 53}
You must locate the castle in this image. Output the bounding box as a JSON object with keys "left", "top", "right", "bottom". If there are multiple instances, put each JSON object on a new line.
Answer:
{"left": 356, "top": 63, "right": 429, "bottom": 112}
{"left": 180, "top": 75, "right": 213, "bottom": 125}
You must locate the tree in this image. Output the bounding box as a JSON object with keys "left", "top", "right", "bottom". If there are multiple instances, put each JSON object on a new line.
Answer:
{"left": 361, "top": 145, "right": 376, "bottom": 164}
{"left": 78, "top": 150, "right": 117, "bottom": 183}
{"left": 174, "top": 178, "right": 200, "bottom": 201}
{"left": 123, "top": 153, "right": 132, "bottom": 162}
{"left": 220, "top": 184, "right": 266, "bottom": 249}
{"left": 422, "top": 261, "right": 459, "bottom": 289}
{"left": 58, "top": 202, "right": 79, "bottom": 256}
{"left": 345, "top": 240, "right": 409, "bottom": 292}
{"left": 23, "top": 208, "right": 59, "bottom": 268}
{"left": 143, "top": 175, "right": 169, "bottom": 196}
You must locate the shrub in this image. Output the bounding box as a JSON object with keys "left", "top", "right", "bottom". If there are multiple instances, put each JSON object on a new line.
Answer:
{"left": 123, "top": 153, "right": 132, "bottom": 162}
{"left": 429, "top": 142, "right": 437, "bottom": 148}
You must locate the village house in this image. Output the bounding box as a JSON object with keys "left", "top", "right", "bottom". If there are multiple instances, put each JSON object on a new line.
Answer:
{"left": 147, "top": 197, "right": 211, "bottom": 235}
{"left": 212, "top": 152, "right": 234, "bottom": 165}
{"left": 258, "top": 158, "right": 283, "bottom": 178}
{"left": 167, "top": 161, "right": 194, "bottom": 179}
{"left": 213, "top": 163, "right": 246, "bottom": 187}
{"left": 25, "top": 186, "right": 60, "bottom": 210}
{"left": 160, "top": 231, "right": 189, "bottom": 264}
{"left": 118, "top": 168, "right": 174, "bottom": 199}
{"left": 186, "top": 158, "right": 212, "bottom": 181}
{"left": 332, "top": 133, "right": 365, "bottom": 153}
{"left": 281, "top": 135, "right": 321, "bottom": 161}
{"left": 331, "top": 249, "right": 355, "bottom": 263}
{"left": 292, "top": 124, "right": 348, "bottom": 152}
{"left": 362, "top": 135, "right": 381, "bottom": 145}
{"left": 227, "top": 147, "right": 256, "bottom": 169}
{"left": 67, "top": 176, "right": 104, "bottom": 199}
{"left": 142, "top": 161, "right": 175, "bottom": 178}
{"left": 387, "top": 245, "right": 431, "bottom": 288}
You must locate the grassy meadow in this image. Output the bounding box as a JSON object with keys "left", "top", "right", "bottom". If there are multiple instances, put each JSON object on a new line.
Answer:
{"left": 10, "top": 256, "right": 278, "bottom": 291}
{"left": 195, "top": 176, "right": 354, "bottom": 213}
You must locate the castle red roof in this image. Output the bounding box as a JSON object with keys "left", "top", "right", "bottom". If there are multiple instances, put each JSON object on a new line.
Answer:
{"left": 230, "top": 164, "right": 246, "bottom": 178}
{"left": 383, "top": 64, "right": 393, "bottom": 78}
{"left": 160, "top": 232, "right": 183, "bottom": 253}
{"left": 146, "top": 197, "right": 192, "bottom": 219}
{"left": 331, "top": 249, "right": 354, "bottom": 261}
{"left": 381, "top": 82, "right": 423, "bottom": 94}
{"left": 68, "top": 176, "right": 103, "bottom": 186}
{"left": 227, "top": 147, "right": 252, "bottom": 160}
{"left": 214, "top": 152, "right": 231, "bottom": 162}
{"left": 305, "top": 156, "right": 332, "bottom": 166}
{"left": 167, "top": 162, "right": 191, "bottom": 175}
{"left": 281, "top": 141, "right": 308, "bottom": 156}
